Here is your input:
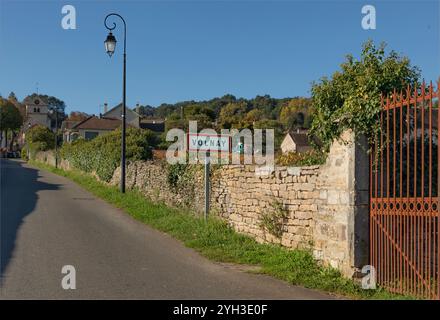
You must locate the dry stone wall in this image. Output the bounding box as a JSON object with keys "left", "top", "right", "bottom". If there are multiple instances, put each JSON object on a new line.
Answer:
{"left": 211, "top": 164, "right": 319, "bottom": 249}
{"left": 111, "top": 161, "right": 207, "bottom": 214}
{"left": 35, "top": 130, "right": 368, "bottom": 278}
{"left": 209, "top": 131, "right": 368, "bottom": 277}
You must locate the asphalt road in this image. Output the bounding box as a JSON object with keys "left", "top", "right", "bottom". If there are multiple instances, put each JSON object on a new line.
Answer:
{"left": 0, "top": 159, "right": 335, "bottom": 299}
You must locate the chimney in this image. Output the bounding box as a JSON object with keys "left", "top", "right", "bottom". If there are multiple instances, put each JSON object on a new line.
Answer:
{"left": 136, "top": 102, "right": 140, "bottom": 114}
{"left": 297, "top": 128, "right": 300, "bottom": 134}
{"left": 104, "top": 102, "right": 108, "bottom": 113}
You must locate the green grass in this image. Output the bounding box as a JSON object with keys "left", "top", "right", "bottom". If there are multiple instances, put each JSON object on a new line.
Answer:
{"left": 29, "top": 160, "right": 415, "bottom": 300}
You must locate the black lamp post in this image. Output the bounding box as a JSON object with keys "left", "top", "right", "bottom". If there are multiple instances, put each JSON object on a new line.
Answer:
{"left": 104, "top": 13, "right": 127, "bottom": 193}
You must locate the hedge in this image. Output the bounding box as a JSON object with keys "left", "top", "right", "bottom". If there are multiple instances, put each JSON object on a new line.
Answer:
{"left": 60, "top": 127, "right": 157, "bottom": 182}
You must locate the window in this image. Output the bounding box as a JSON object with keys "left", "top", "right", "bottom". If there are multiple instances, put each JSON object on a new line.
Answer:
{"left": 84, "top": 131, "right": 99, "bottom": 140}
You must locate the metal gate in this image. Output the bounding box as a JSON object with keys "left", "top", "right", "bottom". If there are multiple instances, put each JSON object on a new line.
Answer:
{"left": 370, "top": 81, "right": 440, "bottom": 299}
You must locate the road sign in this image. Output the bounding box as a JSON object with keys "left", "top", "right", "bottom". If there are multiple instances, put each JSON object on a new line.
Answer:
{"left": 187, "top": 133, "right": 230, "bottom": 152}
{"left": 187, "top": 133, "right": 229, "bottom": 221}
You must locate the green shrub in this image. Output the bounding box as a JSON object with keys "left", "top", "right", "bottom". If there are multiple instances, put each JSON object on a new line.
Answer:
{"left": 26, "top": 125, "right": 55, "bottom": 152}
{"left": 309, "top": 41, "right": 420, "bottom": 152}
{"left": 21, "top": 146, "right": 28, "bottom": 160}
{"left": 166, "top": 163, "right": 188, "bottom": 189}
{"left": 276, "top": 149, "right": 326, "bottom": 167}
{"left": 260, "top": 200, "right": 288, "bottom": 238}
{"left": 165, "top": 163, "right": 202, "bottom": 208}
{"left": 60, "top": 127, "right": 156, "bottom": 182}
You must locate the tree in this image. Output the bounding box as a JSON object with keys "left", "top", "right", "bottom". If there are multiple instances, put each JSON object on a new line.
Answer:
{"left": 8, "top": 92, "right": 17, "bottom": 102}
{"left": 310, "top": 40, "right": 420, "bottom": 151}
{"left": 0, "top": 98, "right": 23, "bottom": 149}
{"left": 7, "top": 91, "right": 26, "bottom": 120}
{"left": 211, "top": 94, "right": 237, "bottom": 116}
{"left": 242, "top": 109, "right": 265, "bottom": 128}
{"left": 68, "top": 111, "right": 90, "bottom": 122}
{"left": 135, "top": 105, "right": 155, "bottom": 117}
{"left": 279, "top": 97, "right": 313, "bottom": 130}
{"left": 251, "top": 95, "right": 277, "bottom": 118}
{"left": 217, "top": 101, "right": 249, "bottom": 129}
{"left": 0, "top": 100, "right": 23, "bottom": 131}
{"left": 183, "top": 105, "right": 215, "bottom": 129}
{"left": 253, "top": 119, "right": 285, "bottom": 149}
{"left": 25, "top": 125, "right": 55, "bottom": 151}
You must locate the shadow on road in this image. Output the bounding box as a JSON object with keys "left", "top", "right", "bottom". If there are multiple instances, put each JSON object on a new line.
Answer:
{"left": 0, "top": 159, "right": 59, "bottom": 283}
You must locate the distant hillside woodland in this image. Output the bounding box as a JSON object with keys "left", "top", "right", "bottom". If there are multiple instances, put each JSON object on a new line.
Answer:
{"left": 138, "top": 94, "right": 314, "bottom": 148}
{"left": 2, "top": 91, "right": 314, "bottom": 152}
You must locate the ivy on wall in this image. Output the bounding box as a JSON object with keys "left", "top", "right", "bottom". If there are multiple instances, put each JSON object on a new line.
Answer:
{"left": 166, "top": 163, "right": 202, "bottom": 208}
{"left": 259, "top": 199, "right": 288, "bottom": 238}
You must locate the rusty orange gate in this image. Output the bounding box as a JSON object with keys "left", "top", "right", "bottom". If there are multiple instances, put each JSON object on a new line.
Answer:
{"left": 370, "top": 81, "right": 440, "bottom": 299}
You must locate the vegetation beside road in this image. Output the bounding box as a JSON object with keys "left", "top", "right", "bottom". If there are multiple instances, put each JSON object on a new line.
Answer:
{"left": 22, "top": 125, "right": 55, "bottom": 159}
{"left": 309, "top": 40, "right": 420, "bottom": 151}
{"left": 276, "top": 149, "right": 326, "bottom": 167}
{"left": 60, "top": 127, "right": 158, "bottom": 182}
{"left": 30, "top": 160, "right": 413, "bottom": 300}
{"left": 19, "top": 40, "right": 423, "bottom": 300}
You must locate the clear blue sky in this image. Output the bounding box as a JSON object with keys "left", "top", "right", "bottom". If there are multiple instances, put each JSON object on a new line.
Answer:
{"left": 0, "top": 0, "right": 439, "bottom": 115}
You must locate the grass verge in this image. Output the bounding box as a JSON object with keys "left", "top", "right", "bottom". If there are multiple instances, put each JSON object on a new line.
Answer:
{"left": 29, "top": 159, "right": 414, "bottom": 300}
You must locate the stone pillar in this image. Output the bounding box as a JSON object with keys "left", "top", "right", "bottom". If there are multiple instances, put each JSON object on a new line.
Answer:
{"left": 314, "top": 130, "right": 370, "bottom": 278}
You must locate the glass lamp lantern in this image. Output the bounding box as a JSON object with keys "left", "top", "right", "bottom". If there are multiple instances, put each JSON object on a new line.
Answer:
{"left": 104, "top": 32, "right": 117, "bottom": 57}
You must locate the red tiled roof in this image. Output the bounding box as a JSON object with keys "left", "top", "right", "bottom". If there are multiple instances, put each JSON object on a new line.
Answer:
{"left": 61, "top": 120, "right": 80, "bottom": 130}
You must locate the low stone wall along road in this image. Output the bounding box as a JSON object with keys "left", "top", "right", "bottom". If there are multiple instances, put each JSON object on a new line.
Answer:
{"left": 0, "top": 159, "right": 335, "bottom": 299}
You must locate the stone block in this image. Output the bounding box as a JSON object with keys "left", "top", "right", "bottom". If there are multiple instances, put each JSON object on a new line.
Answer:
{"left": 287, "top": 167, "right": 301, "bottom": 176}
{"left": 327, "top": 190, "right": 339, "bottom": 204}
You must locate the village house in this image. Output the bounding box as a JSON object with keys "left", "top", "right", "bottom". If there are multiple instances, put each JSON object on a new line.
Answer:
{"left": 103, "top": 103, "right": 165, "bottom": 133}
{"left": 61, "top": 102, "right": 165, "bottom": 142}
{"left": 102, "top": 103, "right": 141, "bottom": 128}
{"left": 139, "top": 118, "right": 165, "bottom": 133}
{"left": 66, "top": 116, "right": 121, "bottom": 141}
{"left": 61, "top": 119, "right": 81, "bottom": 143}
{"left": 280, "top": 130, "right": 313, "bottom": 154}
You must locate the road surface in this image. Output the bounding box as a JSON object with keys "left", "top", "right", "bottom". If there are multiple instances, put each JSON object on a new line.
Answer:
{"left": 0, "top": 159, "right": 335, "bottom": 299}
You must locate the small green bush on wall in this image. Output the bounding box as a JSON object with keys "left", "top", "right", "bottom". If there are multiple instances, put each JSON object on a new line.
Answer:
{"left": 166, "top": 163, "right": 188, "bottom": 189}
{"left": 260, "top": 199, "right": 288, "bottom": 238}
{"left": 276, "top": 150, "right": 326, "bottom": 167}
{"left": 60, "top": 127, "right": 156, "bottom": 182}
{"left": 166, "top": 163, "right": 202, "bottom": 208}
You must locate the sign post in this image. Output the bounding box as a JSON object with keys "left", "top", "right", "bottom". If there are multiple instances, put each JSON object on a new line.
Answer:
{"left": 187, "top": 133, "right": 230, "bottom": 221}
{"left": 204, "top": 151, "right": 210, "bottom": 221}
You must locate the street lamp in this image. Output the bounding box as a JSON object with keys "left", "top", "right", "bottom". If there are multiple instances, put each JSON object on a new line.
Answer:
{"left": 104, "top": 13, "right": 127, "bottom": 193}
{"left": 104, "top": 32, "right": 117, "bottom": 57}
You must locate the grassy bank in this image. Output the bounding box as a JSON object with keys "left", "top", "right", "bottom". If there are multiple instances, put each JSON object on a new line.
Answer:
{"left": 29, "top": 160, "right": 412, "bottom": 300}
